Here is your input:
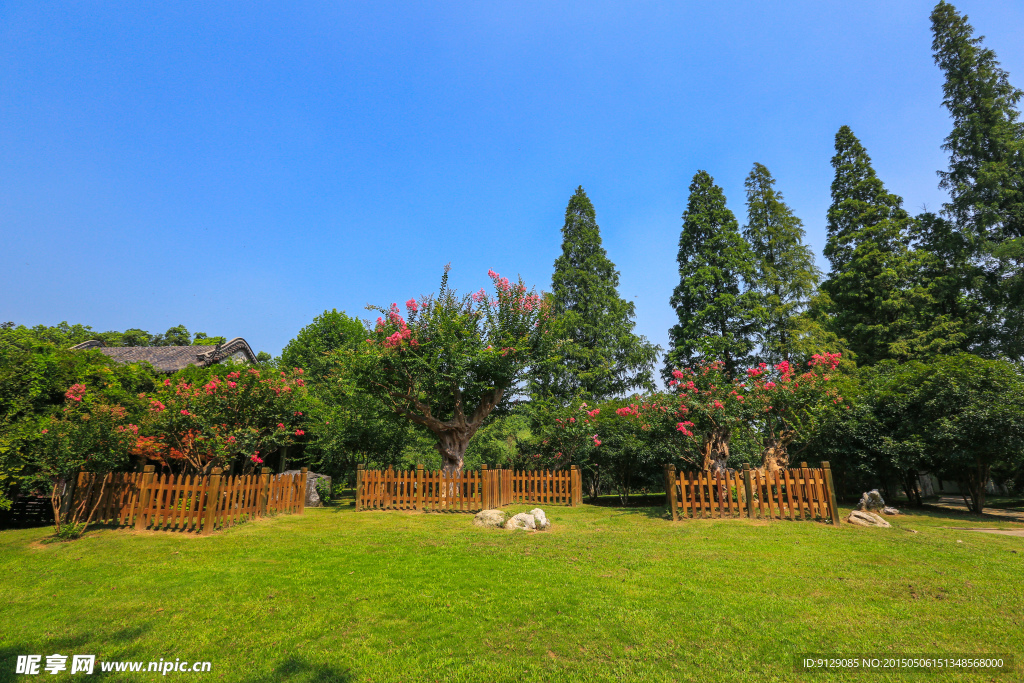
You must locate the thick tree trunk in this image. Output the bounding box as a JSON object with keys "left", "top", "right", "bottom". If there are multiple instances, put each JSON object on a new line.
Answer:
{"left": 435, "top": 430, "right": 472, "bottom": 478}
{"left": 760, "top": 430, "right": 795, "bottom": 473}
{"left": 701, "top": 427, "right": 731, "bottom": 472}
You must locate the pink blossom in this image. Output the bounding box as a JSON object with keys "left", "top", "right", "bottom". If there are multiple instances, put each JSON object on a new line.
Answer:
{"left": 295, "top": 429, "right": 305, "bottom": 436}
{"left": 180, "top": 409, "right": 190, "bottom": 416}
{"left": 41, "top": 428, "right": 48, "bottom": 434}
{"left": 277, "top": 423, "right": 284, "bottom": 429}
{"left": 592, "top": 435, "right": 602, "bottom": 447}
{"left": 228, "top": 381, "right": 237, "bottom": 388}
{"left": 406, "top": 298, "right": 419, "bottom": 313}
{"left": 164, "top": 379, "right": 172, "bottom": 386}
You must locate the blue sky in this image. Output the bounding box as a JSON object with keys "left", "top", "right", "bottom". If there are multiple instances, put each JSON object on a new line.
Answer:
{"left": 2, "top": 1, "right": 1022, "bottom": 360}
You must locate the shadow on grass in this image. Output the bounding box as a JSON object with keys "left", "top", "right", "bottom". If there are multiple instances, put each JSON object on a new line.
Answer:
{"left": 237, "top": 656, "right": 354, "bottom": 683}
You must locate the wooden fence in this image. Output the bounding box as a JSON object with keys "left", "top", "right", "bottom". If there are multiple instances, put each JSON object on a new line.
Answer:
{"left": 664, "top": 461, "right": 840, "bottom": 525}
{"left": 356, "top": 464, "right": 582, "bottom": 511}
{"left": 68, "top": 465, "right": 307, "bottom": 534}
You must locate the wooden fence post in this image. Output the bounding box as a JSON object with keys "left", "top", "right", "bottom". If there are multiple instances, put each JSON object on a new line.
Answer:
{"left": 822, "top": 461, "right": 841, "bottom": 526}
{"left": 481, "top": 465, "right": 490, "bottom": 509}
{"left": 133, "top": 465, "right": 156, "bottom": 531}
{"left": 259, "top": 467, "right": 271, "bottom": 516}
{"left": 202, "top": 468, "right": 223, "bottom": 535}
{"left": 666, "top": 464, "right": 679, "bottom": 521}
{"left": 298, "top": 467, "right": 308, "bottom": 514}
{"left": 413, "top": 464, "right": 422, "bottom": 511}
{"left": 355, "top": 464, "right": 364, "bottom": 511}
{"left": 743, "top": 463, "right": 755, "bottom": 519}
{"left": 570, "top": 465, "right": 579, "bottom": 507}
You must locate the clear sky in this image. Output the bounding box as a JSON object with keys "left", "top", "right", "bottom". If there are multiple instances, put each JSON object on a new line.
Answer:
{"left": 2, "top": 1, "right": 1022, "bottom": 360}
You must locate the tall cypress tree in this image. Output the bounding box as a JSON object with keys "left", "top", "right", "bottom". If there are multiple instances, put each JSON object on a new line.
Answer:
{"left": 821, "top": 126, "right": 923, "bottom": 365}
{"left": 665, "top": 170, "right": 762, "bottom": 380}
{"left": 931, "top": 1, "right": 1024, "bottom": 358}
{"left": 539, "top": 186, "right": 658, "bottom": 401}
{"left": 742, "top": 163, "right": 820, "bottom": 365}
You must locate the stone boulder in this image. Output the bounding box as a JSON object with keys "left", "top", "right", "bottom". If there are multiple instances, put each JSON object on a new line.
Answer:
{"left": 856, "top": 489, "right": 886, "bottom": 512}
{"left": 473, "top": 509, "right": 506, "bottom": 528}
{"left": 529, "top": 508, "right": 551, "bottom": 530}
{"left": 882, "top": 506, "right": 900, "bottom": 515}
{"left": 506, "top": 512, "right": 537, "bottom": 531}
{"left": 847, "top": 510, "right": 891, "bottom": 527}
{"left": 283, "top": 470, "right": 331, "bottom": 508}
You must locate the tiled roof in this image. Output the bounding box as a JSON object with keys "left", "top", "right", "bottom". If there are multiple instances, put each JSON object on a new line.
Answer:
{"left": 70, "top": 338, "right": 256, "bottom": 373}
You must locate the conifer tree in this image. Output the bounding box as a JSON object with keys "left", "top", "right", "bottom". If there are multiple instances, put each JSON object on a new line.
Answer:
{"left": 821, "top": 127, "right": 923, "bottom": 365}
{"left": 665, "top": 171, "right": 762, "bottom": 380}
{"left": 538, "top": 186, "right": 658, "bottom": 402}
{"left": 742, "top": 163, "right": 820, "bottom": 365}
{"left": 931, "top": 1, "right": 1024, "bottom": 358}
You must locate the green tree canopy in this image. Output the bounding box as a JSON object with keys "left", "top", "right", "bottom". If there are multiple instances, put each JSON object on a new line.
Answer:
{"left": 536, "top": 186, "right": 658, "bottom": 402}
{"left": 742, "top": 163, "right": 820, "bottom": 365}
{"left": 821, "top": 126, "right": 937, "bottom": 365}
{"left": 281, "top": 309, "right": 368, "bottom": 380}
{"left": 930, "top": 1, "right": 1024, "bottom": 359}
{"left": 665, "top": 170, "right": 763, "bottom": 380}
{"left": 350, "top": 267, "right": 554, "bottom": 476}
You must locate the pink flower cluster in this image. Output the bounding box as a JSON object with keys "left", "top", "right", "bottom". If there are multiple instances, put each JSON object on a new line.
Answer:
{"left": 616, "top": 405, "right": 639, "bottom": 417}
{"left": 810, "top": 352, "right": 842, "bottom": 370}
{"left": 65, "top": 384, "right": 86, "bottom": 403}
{"left": 676, "top": 421, "right": 695, "bottom": 437}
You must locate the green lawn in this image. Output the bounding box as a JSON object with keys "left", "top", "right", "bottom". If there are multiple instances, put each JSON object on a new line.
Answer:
{"left": 2, "top": 502, "right": 1022, "bottom": 683}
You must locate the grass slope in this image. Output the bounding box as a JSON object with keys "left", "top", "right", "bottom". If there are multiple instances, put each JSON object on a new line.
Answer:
{"left": 1, "top": 503, "right": 1022, "bottom": 683}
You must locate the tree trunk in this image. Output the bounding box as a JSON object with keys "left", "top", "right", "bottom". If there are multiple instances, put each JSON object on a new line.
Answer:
{"left": 900, "top": 469, "right": 923, "bottom": 507}
{"left": 435, "top": 429, "right": 472, "bottom": 478}
{"left": 587, "top": 465, "right": 601, "bottom": 502}
{"left": 701, "top": 427, "right": 731, "bottom": 472}
{"left": 760, "top": 430, "right": 795, "bottom": 473}
{"left": 965, "top": 458, "right": 990, "bottom": 516}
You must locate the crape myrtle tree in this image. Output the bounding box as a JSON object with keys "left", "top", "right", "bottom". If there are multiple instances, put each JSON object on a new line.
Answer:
{"left": 352, "top": 267, "right": 553, "bottom": 477}
{"left": 665, "top": 353, "right": 846, "bottom": 473}
{"left": 665, "top": 171, "right": 763, "bottom": 382}
{"left": 930, "top": 1, "right": 1024, "bottom": 359}
{"left": 742, "top": 163, "right": 821, "bottom": 366}
{"left": 34, "top": 384, "right": 138, "bottom": 536}
{"left": 134, "top": 366, "right": 308, "bottom": 475}
{"left": 534, "top": 186, "right": 659, "bottom": 402}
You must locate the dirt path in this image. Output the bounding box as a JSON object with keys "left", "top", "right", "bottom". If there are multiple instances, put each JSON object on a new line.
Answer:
{"left": 927, "top": 495, "right": 1024, "bottom": 522}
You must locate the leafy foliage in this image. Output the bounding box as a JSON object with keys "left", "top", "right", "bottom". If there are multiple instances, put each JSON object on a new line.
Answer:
{"left": 742, "top": 163, "right": 821, "bottom": 365}
{"left": 350, "top": 267, "right": 554, "bottom": 474}
{"left": 535, "top": 186, "right": 659, "bottom": 402}
{"left": 665, "top": 170, "right": 763, "bottom": 380}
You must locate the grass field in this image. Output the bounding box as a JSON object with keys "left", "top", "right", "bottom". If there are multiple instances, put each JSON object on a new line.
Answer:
{"left": 2, "top": 500, "right": 1022, "bottom": 683}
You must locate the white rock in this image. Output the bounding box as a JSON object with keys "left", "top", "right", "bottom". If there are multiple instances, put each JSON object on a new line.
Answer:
{"left": 529, "top": 508, "right": 550, "bottom": 530}
{"left": 506, "top": 512, "right": 537, "bottom": 531}
{"left": 473, "top": 509, "right": 506, "bottom": 528}
{"left": 856, "top": 489, "right": 886, "bottom": 512}
{"left": 847, "top": 510, "right": 891, "bottom": 528}
{"left": 882, "top": 506, "right": 900, "bottom": 515}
